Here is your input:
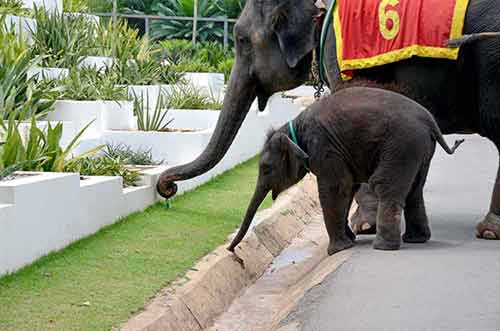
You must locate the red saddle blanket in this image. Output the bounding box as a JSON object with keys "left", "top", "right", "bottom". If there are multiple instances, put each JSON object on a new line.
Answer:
{"left": 333, "top": 0, "right": 470, "bottom": 79}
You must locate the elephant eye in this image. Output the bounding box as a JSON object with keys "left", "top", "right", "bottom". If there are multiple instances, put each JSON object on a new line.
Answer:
{"left": 262, "top": 165, "right": 272, "bottom": 175}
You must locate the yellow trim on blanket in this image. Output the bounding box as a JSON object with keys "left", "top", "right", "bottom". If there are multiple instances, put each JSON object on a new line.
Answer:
{"left": 333, "top": 0, "right": 470, "bottom": 80}
{"left": 450, "top": 0, "right": 470, "bottom": 39}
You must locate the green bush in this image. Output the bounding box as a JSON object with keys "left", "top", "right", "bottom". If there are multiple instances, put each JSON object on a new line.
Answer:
{"left": 30, "top": 7, "right": 94, "bottom": 67}
{"left": 217, "top": 57, "right": 234, "bottom": 81}
{"left": 0, "top": 0, "right": 32, "bottom": 16}
{"left": 104, "top": 143, "right": 162, "bottom": 165}
{"left": 0, "top": 115, "right": 102, "bottom": 173}
{"left": 42, "top": 69, "right": 128, "bottom": 101}
{"left": 65, "top": 154, "right": 140, "bottom": 187}
{"left": 0, "top": 20, "right": 56, "bottom": 119}
{"left": 167, "top": 84, "right": 222, "bottom": 110}
{"left": 150, "top": 0, "right": 224, "bottom": 41}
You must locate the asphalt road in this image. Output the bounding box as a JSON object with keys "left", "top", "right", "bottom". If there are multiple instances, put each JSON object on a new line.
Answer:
{"left": 280, "top": 134, "right": 500, "bottom": 331}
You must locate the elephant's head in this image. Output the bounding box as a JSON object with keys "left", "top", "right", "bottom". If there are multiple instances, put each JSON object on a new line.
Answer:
{"left": 157, "top": 0, "right": 321, "bottom": 199}
{"left": 227, "top": 129, "right": 310, "bottom": 252}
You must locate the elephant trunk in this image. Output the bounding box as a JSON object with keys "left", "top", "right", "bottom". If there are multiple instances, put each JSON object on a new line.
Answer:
{"left": 228, "top": 185, "right": 269, "bottom": 252}
{"left": 157, "top": 61, "right": 256, "bottom": 199}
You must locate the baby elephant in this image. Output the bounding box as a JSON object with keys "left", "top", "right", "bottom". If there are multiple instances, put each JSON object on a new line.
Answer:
{"left": 228, "top": 87, "right": 464, "bottom": 255}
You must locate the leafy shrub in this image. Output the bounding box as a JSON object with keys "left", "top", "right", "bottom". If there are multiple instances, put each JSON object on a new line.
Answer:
{"left": 104, "top": 143, "right": 162, "bottom": 165}
{"left": 217, "top": 57, "right": 233, "bottom": 81}
{"left": 158, "top": 40, "right": 234, "bottom": 79}
{"left": 65, "top": 154, "right": 140, "bottom": 187}
{"left": 0, "top": 115, "right": 102, "bottom": 172}
{"left": 42, "top": 69, "right": 128, "bottom": 101}
{"left": 0, "top": 0, "right": 32, "bottom": 16}
{"left": 93, "top": 19, "right": 147, "bottom": 58}
{"left": 30, "top": 7, "right": 94, "bottom": 67}
{"left": 167, "top": 84, "right": 222, "bottom": 110}
{"left": 150, "top": 0, "right": 224, "bottom": 41}
{"left": 216, "top": 0, "right": 246, "bottom": 18}
{"left": 63, "top": 0, "right": 88, "bottom": 13}
{"left": 0, "top": 20, "right": 55, "bottom": 119}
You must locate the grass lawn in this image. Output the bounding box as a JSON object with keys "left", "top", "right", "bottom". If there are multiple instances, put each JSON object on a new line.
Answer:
{"left": 0, "top": 156, "right": 271, "bottom": 331}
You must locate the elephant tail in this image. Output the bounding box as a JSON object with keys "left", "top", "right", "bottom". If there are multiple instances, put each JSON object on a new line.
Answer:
{"left": 445, "top": 32, "right": 500, "bottom": 48}
{"left": 425, "top": 110, "right": 465, "bottom": 155}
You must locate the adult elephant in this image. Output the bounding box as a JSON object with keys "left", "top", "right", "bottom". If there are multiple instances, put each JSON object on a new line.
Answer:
{"left": 157, "top": 0, "right": 500, "bottom": 240}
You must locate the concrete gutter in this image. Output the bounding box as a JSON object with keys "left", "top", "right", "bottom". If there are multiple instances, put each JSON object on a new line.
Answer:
{"left": 122, "top": 174, "right": 322, "bottom": 331}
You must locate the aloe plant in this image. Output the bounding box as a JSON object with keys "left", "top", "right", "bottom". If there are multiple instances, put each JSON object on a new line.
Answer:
{"left": 133, "top": 91, "right": 173, "bottom": 131}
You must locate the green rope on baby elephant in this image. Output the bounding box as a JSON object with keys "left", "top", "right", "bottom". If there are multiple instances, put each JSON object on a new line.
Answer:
{"left": 164, "top": 199, "right": 171, "bottom": 209}
{"left": 288, "top": 121, "right": 299, "bottom": 145}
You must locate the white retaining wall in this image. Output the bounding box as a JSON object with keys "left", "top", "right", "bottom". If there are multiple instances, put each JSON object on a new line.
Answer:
{"left": 0, "top": 167, "right": 167, "bottom": 276}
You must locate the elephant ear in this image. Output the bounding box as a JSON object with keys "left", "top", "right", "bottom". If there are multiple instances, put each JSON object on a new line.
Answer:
{"left": 271, "top": 0, "right": 319, "bottom": 68}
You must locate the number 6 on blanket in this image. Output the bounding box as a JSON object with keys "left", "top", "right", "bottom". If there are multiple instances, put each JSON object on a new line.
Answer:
{"left": 378, "top": 0, "right": 400, "bottom": 40}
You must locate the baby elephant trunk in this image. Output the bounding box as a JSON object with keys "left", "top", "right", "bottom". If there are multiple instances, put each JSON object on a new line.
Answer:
{"left": 228, "top": 185, "right": 269, "bottom": 252}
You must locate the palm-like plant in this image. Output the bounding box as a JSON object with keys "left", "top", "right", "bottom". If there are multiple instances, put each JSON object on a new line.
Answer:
{"left": 150, "top": 0, "right": 224, "bottom": 41}
{"left": 0, "top": 20, "right": 55, "bottom": 119}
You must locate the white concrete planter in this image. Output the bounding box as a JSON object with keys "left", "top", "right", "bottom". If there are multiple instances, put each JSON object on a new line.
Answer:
{"left": 27, "top": 67, "right": 69, "bottom": 81}
{"left": 23, "top": 0, "right": 62, "bottom": 13}
{"left": 101, "top": 100, "right": 135, "bottom": 131}
{"left": 0, "top": 172, "right": 80, "bottom": 276}
{"left": 0, "top": 165, "right": 169, "bottom": 276}
{"left": 103, "top": 129, "right": 213, "bottom": 165}
{"left": 183, "top": 72, "right": 225, "bottom": 99}
{"left": 78, "top": 56, "right": 116, "bottom": 72}
{"left": 47, "top": 100, "right": 103, "bottom": 139}
{"left": 167, "top": 109, "right": 220, "bottom": 130}
{"left": 4, "top": 15, "right": 36, "bottom": 43}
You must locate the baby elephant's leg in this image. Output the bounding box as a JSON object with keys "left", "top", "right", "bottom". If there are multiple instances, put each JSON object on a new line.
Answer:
{"left": 374, "top": 200, "right": 403, "bottom": 250}
{"left": 318, "top": 178, "right": 354, "bottom": 255}
{"left": 370, "top": 162, "right": 420, "bottom": 250}
{"left": 403, "top": 163, "right": 432, "bottom": 243}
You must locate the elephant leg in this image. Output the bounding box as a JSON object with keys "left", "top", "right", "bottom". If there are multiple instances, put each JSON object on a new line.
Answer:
{"left": 373, "top": 200, "right": 403, "bottom": 250}
{"left": 403, "top": 163, "right": 431, "bottom": 243}
{"left": 350, "top": 184, "right": 378, "bottom": 235}
{"left": 370, "top": 160, "right": 419, "bottom": 250}
{"left": 317, "top": 178, "right": 354, "bottom": 255}
{"left": 477, "top": 148, "right": 500, "bottom": 239}
{"left": 475, "top": 57, "right": 500, "bottom": 240}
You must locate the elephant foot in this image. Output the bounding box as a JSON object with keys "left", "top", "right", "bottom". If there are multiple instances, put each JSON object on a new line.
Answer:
{"left": 373, "top": 237, "right": 401, "bottom": 251}
{"left": 328, "top": 238, "right": 354, "bottom": 256}
{"left": 476, "top": 212, "right": 500, "bottom": 240}
{"left": 403, "top": 225, "right": 431, "bottom": 243}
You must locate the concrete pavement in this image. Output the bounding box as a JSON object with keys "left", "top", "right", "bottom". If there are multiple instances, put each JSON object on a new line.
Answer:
{"left": 279, "top": 134, "right": 500, "bottom": 331}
